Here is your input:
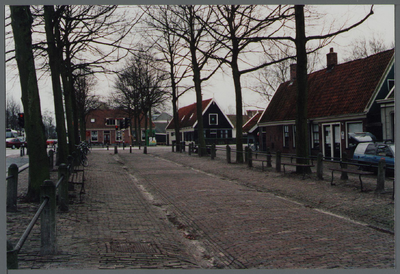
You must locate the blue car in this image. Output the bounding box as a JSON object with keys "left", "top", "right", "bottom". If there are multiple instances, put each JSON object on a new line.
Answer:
{"left": 353, "top": 142, "right": 395, "bottom": 166}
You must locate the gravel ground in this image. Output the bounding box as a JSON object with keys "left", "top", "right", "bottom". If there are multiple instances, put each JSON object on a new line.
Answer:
{"left": 149, "top": 146, "right": 394, "bottom": 233}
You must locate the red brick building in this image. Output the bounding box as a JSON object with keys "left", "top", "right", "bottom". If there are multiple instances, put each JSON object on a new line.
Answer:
{"left": 85, "top": 109, "right": 152, "bottom": 145}
{"left": 258, "top": 48, "right": 395, "bottom": 159}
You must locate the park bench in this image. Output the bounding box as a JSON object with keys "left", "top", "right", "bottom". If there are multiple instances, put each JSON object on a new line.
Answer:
{"left": 69, "top": 165, "right": 85, "bottom": 199}
{"left": 281, "top": 162, "right": 315, "bottom": 179}
{"left": 329, "top": 164, "right": 374, "bottom": 192}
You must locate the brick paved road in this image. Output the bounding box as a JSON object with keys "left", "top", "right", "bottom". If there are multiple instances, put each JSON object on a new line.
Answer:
{"left": 7, "top": 147, "right": 394, "bottom": 269}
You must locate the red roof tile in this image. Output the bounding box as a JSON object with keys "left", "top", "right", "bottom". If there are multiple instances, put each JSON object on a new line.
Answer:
{"left": 259, "top": 49, "right": 394, "bottom": 124}
{"left": 243, "top": 111, "right": 262, "bottom": 133}
{"left": 166, "top": 99, "right": 213, "bottom": 129}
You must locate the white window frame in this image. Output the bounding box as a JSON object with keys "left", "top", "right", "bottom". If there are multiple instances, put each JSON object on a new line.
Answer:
{"left": 292, "top": 125, "right": 296, "bottom": 148}
{"left": 91, "top": 131, "right": 98, "bottom": 142}
{"left": 283, "top": 125, "right": 289, "bottom": 148}
{"left": 346, "top": 121, "right": 363, "bottom": 148}
{"left": 311, "top": 124, "right": 320, "bottom": 149}
{"left": 209, "top": 113, "right": 218, "bottom": 125}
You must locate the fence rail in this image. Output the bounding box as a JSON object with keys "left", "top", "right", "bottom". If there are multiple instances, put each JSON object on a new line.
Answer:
{"left": 6, "top": 150, "right": 83, "bottom": 269}
{"left": 174, "top": 142, "right": 394, "bottom": 196}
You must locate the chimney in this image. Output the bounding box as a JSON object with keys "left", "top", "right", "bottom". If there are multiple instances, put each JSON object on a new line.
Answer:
{"left": 290, "top": 63, "right": 297, "bottom": 81}
{"left": 326, "top": 48, "right": 337, "bottom": 70}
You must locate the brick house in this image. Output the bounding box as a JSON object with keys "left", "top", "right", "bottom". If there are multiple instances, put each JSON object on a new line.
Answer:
{"left": 258, "top": 48, "right": 395, "bottom": 159}
{"left": 85, "top": 108, "right": 152, "bottom": 145}
{"left": 166, "top": 98, "right": 234, "bottom": 145}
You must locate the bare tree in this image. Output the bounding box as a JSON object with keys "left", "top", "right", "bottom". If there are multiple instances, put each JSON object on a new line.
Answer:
{"left": 203, "top": 5, "right": 295, "bottom": 163}
{"left": 10, "top": 5, "right": 49, "bottom": 202}
{"left": 142, "top": 5, "right": 193, "bottom": 150}
{"left": 73, "top": 68, "right": 101, "bottom": 142}
{"left": 343, "top": 32, "right": 393, "bottom": 61}
{"left": 6, "top": 96, "right": 21, "bottom": 130}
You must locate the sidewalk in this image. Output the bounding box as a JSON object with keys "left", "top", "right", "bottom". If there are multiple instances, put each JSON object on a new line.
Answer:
{"left": 6, "top": 146, "right": 394, "bottom": 269}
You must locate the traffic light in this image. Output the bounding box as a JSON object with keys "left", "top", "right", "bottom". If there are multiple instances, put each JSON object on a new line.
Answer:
{"left": 120, "top": 120, "right": 125, "bottom": 129}
{"left": 115, "top": 125, "right": 119, "bottom": 130}
{"left": 18, "top": 113, "right": 24, "bottom": 128}
{"left": 125, "top": 118, "right": 130, "bottom": 128}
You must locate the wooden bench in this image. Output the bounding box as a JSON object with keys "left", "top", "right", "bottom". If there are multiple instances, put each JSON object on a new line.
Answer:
{"left": 281, "top": 163, "right": 315, "bottom": 179}
{"left": 329, "top": 168, "right": 374, "bottom": 192}
{"left": 69, "top": 166, "right": 85, "bottom": 199}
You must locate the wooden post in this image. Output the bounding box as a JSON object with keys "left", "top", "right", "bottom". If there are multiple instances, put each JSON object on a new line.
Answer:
{"left": 248, "top": 149, "right": 253, "bottom": 168}
{"left": 7, "top": 240, "right": 18, "bottom": 269}
{"left": 189, "top": 143, "right": 192, "bottom": 155}
{"left": 317, "top": 153, "right": 324, "bottom": 180}
{"left": 245, "top": 146, "right": 249, "bottom": 164}
{"left": 48, "top": 149, "right": 54, "bottom": 170}
{"left": 41, "top": 180, "right": 57, "bottom": 255}
{"left": 7, "top": 164, "right": 19, "bottom": 212}
{"left": 114, "top": 145, "right": 118, "bottom": 154}
{"left": 58, "top": 163, "right": 69, "bottom": 212}
{"left": 172, "top": 142, "right": 175, "bottom": 152}
{"left": 144, "top": 146, "right": 147, "bottom": 154}
{"left": 376, "top": 158, "right": 386, "bottom": 193}
{"left": 130, "top": 145, "right": 132, "bottom": 153}
{"left": 107, "top": 144, "right": 109, "bottom": 150}
{"left": 276, "top": 150, "right": 281, "bottom": 172}
{"left": 226, "top": 145, "right": 231, "bottom": 164}
{"left": 340, "top": 152, "right": 348, "bottom": 180}
{"left": 211, "top": 144, "right": 216, "bottom": 160}
{"left": 266, "top": 148, "right": 272, "bottom": 167}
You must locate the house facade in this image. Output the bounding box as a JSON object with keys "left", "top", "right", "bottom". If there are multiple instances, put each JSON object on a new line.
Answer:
{"left": 85, "top": 108, "right": 150, "bottom": 145}
{"left": 166, "top": 98, "right": 234, "bottom": 145}
{"left": 258, "top": 48, "right": 395, "bottom": 159}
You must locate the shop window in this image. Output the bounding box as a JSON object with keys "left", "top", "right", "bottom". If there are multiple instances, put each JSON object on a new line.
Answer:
{"left": 91, "top": 131, "right": 98, "bottom": 142}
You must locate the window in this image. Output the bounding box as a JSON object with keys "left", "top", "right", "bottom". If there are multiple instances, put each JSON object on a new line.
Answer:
{"left": 347, "top": 122, "right": 363, "bottom": 148}
{"left": 312, "top": 124, "right": 320, "bottom": 149}
{"left": 91, "top": 118, "right": 95, "bottom": 123}
{"left": 209, "top": 114, "right": 218, "bottom": 125}
{"left": 210, "top": 130, "right": 217, "bottom": 136}
{"left": 91, "top": 131, "right": 98, "bottom": 142}
{"left": 283, "top": 125, "right": 289, "bottom": 147}
{"left": 106, "top": 118, "right": 116, "bottom": 126}
{"left": 365, "top": 144, "right": 376, "bottom": 155}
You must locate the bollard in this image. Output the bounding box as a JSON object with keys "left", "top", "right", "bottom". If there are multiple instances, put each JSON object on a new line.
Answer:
{"left": 376, "top": 158, "right": 386, "bottom": 193}
{"left": 144, "top": 146, "right": 147, "bottom": 154}
{"left": 58, "top": 164, "right": 69, "bottom": 212}
{"left": 276, "top": 150, "right": 281, "bottom": 172}
{"left": 211, "top": 144, "right": 215, "bottom": 160}
{"left": 41, "top": 180, "right": 57, "bottom": 255}
{"left": 123, "top": 143, "right": 125, "bottom": 150}
{"left": 130, "top": 145, "right": 132, "bottom": 153}
{"left": 172, "top": 143, "right": 175, "bottom": 152}
{"left": 248, "top": 148, "right": 253, "bottom": 168}
{"left": 226, "top": 145, "right": 231, "bottom": 164}
{"left": 189, "top": 143, "right": 192, "bottom": 155}
{"left": 107, "top": 144, "right": 109, "bottom": 151}
{"left": 48, "top": 150, "right": 54, "bottom": 170}
{"left": 340, "top": 152, "right": 348, "bottom": 180}
{"left": 7, "top": 164, "right": 19, "bottom": 212}
{"left": 266, "top": 148, "right": 272, "bottom": 167}
{"left": 114, "top": 145, "right": 118, "bottom": 154}
{"left": 317, "top": 153, "right": 324, "bottom": 180}
{"left": 7, "top": 240, "right": 18, "bottom": 269}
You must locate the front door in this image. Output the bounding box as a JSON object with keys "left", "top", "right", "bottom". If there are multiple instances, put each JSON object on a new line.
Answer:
{"left": 104, "top": 133, "right": 110, "bottom": 144}
{"left": 323, "top": 123, "right": 341, "bottom": 160}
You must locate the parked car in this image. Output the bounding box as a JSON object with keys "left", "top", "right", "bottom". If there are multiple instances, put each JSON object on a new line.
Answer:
{"left": 6, "top": 137, "right": 27, "bottom": 149}
{"left": 46, "top": 139, "right": 58, "bottom": 147}
{"left": 353, "top": 142, "right": 395, "bottom": 166}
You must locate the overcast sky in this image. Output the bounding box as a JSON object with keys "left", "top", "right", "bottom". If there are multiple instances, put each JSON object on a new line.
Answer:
{"left": 5, "top": 4, "right": 395, "bottom": 117}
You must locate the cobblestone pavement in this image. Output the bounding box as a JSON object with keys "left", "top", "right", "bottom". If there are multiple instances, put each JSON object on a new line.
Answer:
{"left": 6, "top": 146, "right": 394, "bottom": 269}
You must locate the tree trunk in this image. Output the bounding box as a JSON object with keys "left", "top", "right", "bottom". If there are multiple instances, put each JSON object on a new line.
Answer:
{"left": 232, "top": 61, "right": 244, "bottom": 163}
{"left": 10, "top": 5, "right": 50, "bottom": 202}
{"left": 44, "top": 5, "right": 68, "bottom": 165}
{"left": 294, "top": 5, "right": 311, "bottom": 173}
